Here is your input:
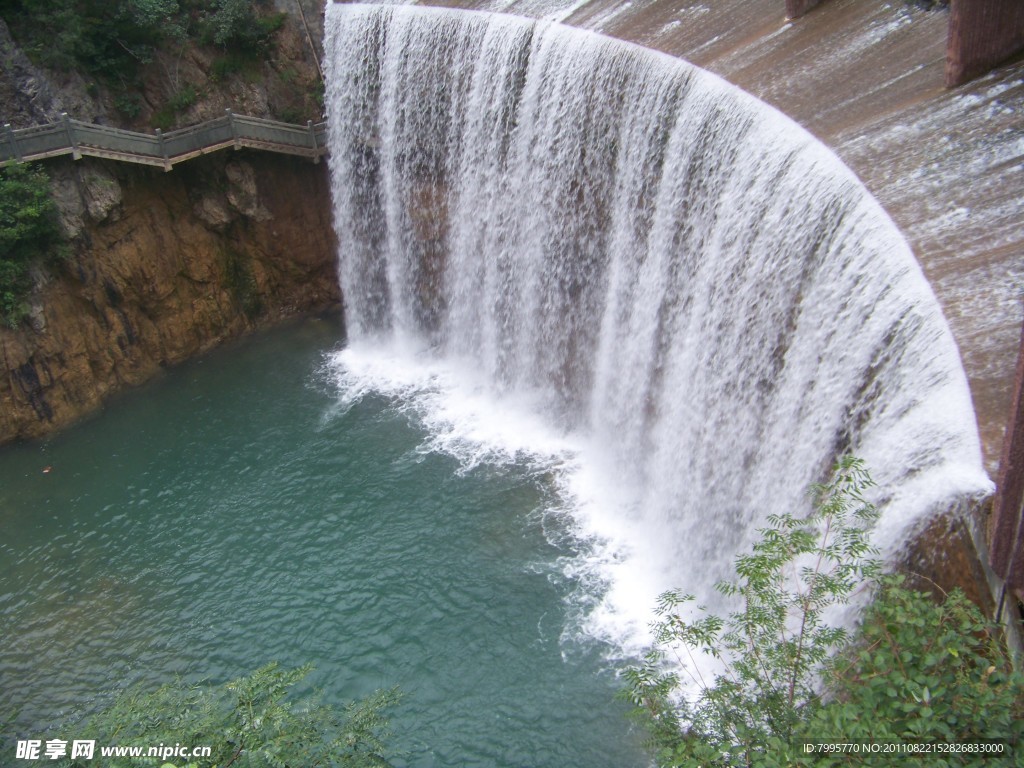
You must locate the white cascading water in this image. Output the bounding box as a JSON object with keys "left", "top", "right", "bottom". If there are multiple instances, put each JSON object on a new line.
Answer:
{"left": 322, "top": 4, "right": 992, "bottom": 654}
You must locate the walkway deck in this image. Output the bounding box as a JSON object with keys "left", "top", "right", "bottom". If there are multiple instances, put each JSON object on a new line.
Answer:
{"left": 2, "top": 111, "right": 328, "bottom": 170}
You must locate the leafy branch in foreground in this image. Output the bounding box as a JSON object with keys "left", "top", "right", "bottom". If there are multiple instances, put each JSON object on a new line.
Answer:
{"left": 624, "top": 457, "right": 1024, "bottom": 767}
{"left": 805, "top": 574, "right": 1024, "bottom": 766}
{"left": 37, "top": 662, "right": 401, "bottom": 768}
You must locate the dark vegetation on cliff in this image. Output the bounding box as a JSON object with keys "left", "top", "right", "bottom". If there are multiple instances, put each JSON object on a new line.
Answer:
{"left": 0, "top": 0, "right": 323, "bottom": 130}
{"left": 0, "top": 163, "right": 66, "bottom": 327}
{"left": 0, "top": 0, "right": 284, "bottom": 78}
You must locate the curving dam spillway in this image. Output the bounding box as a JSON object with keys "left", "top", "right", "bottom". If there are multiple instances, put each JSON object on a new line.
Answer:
{"left": 323, "top": 5, "right": 992, "bottom": 650}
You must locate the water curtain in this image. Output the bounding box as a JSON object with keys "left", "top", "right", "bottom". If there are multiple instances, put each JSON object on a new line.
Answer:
{"left": 323, "top": 4, "right": 991, "bottom": 648}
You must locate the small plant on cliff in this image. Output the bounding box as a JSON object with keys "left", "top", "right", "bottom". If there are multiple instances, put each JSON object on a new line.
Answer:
{"left": 29, "top": 663, "right": 402, "bottom": 768}
{"left": 153, "top": 85, "right": 199, "bottom": 130}
{"left": 0, "top": 163, "right": 66, "bottom": 327}
{"left": 623, "top": 457, "right": 1024, "bottom": 767}
{"left": 222, "top": 247, "right": 262, "bottom": 320}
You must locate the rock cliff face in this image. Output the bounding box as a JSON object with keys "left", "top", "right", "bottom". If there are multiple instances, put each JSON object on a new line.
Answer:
{"left": 0, "top": 2, "right": 341, "bottom": 444}
{"left": 0, "top": 152, "right": 339, "bottom": 443}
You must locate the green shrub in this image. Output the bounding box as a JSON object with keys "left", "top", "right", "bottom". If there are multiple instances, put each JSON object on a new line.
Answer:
{"left": 624, "top": 458, "right": 1024, "bottom": 767}
{"left": 169, "top": 84, "right": 198, "bottom": 112}
{"left": 3, "top": 0, "right": 292, "bottom": 123}
{"left": 199, "top": 0, "right": 284, "bottom": 53}
{"left": 276, "top": 105, "right": 306, "bottom": 125}
{"left": 0, "top": 163, "right": 66, "bottom": 327}
{"left": 209, "top": 51, "right": 254, "bottom": 83}
{"left": 153, "top": 85, "right": 198, "bottom": 130}
{"left": 29, "top": 663, "right": 402, "bottom": 768}
{"left": 256, "top": 11, "right": 288, "bottom": 40}
{"left": 3, "top": 0, "right": 181, "bottom": 78}
{"left": 114, "top": 93, "right": 145, "bottom": 120}
{"left": 0, "top": 4, "right": 87, "bottom": 71}
{"left": 805, "top": 576, "right": 1024, "bottom": 766}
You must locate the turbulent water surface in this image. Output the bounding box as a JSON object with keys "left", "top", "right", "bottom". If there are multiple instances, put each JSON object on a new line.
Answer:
{"left": 0, "top": 318, "right": 644, "bottom": 766}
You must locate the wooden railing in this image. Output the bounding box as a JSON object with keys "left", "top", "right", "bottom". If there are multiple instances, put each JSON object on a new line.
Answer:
{"left": 2, "top": 110, "right": 328, "bottom": 170}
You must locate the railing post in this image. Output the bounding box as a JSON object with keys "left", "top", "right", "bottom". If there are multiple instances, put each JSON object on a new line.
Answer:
{"left": 155, "top": 128, "right": 171, "bottom": 171}
{"left": 226, "top": 108, "right": 240, "bottom": 150}
{"left": 307, "top": 119, "right": 319, "bottom": 164}
{"left": 946, "top": 0, "right": 1024, "bottom": 88}
{"left": 62, "top": 112, "right": 81, "bottom": 160}
{"left": 4, "top": 123, "right": 23, "bottom": 164}
{"left": 786, "top": 0, "right": 827, "bottom": 19}
{"left": 992, "top": 320, "right": 1024, "bottom": 609}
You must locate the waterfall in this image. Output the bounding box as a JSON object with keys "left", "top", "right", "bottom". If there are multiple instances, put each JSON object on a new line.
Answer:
{"left": 322, "top": 4, "right": 992, "bottom": 651}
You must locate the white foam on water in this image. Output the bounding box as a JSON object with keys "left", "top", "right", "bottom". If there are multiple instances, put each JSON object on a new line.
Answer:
{"left": 325, "top": 337, "right": 581, "bottom": 469}
{"left": 322, "top": 338, "right": 670, "bottom": 658}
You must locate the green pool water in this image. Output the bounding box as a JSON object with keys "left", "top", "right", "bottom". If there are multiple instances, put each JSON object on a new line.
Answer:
{"left": 0, "top": 316, "right": 646, "bottom": 767}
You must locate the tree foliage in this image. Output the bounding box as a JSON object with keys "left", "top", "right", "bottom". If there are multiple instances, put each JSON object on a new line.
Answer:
{"left": 0, "top": 163, "right": 65, "bottom": 326}
{"left": 2, "top": 0, "right": 298, "bottom": 125}
{"left": 624, "top": 457, "right": 1024, "bottom": 767}
{"left": 1, "top": 0, "right": 285, "bottom": 82}
{"left": 200, "top": 0, "right": 285, "bottom": 51}
{"left": 30, "top": 663, "right": 402, "bottom": 768}
{"left": 806, "top": 575, "right": 1024, "bottom": 765}
{"left": 0, "top": 0, "right": 181, "bottom": 77}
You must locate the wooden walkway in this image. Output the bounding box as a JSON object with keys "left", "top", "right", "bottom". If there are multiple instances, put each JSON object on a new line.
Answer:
{"left": 2, "top": 110, "right": 328, "bottom": 170}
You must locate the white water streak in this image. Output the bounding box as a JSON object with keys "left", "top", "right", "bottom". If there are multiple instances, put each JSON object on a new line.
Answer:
{"left": 323, "top": 4, "right": 991, "bottom": 653}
